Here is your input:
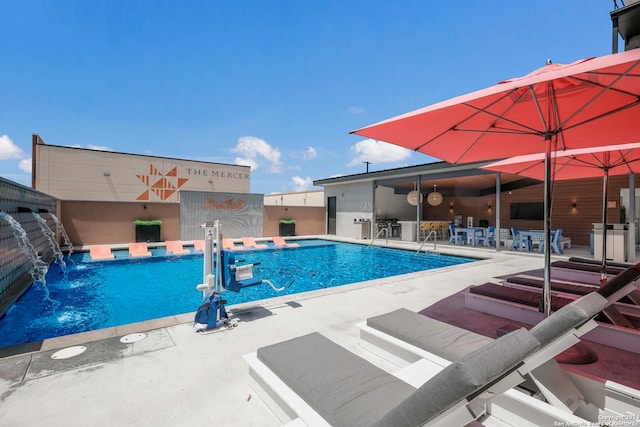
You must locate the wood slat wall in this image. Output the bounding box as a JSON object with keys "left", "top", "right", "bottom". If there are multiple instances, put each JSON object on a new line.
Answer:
{"left": 423, "top": 175, "right": 637, "bottom": 246}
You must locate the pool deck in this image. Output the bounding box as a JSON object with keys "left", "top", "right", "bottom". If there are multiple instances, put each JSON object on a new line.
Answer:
{"left": 0, "top": 237, "right": 634, "bottom": 426}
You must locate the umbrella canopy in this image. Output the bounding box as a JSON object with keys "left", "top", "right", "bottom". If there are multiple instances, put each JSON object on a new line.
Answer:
{"left": 351, "top": 49, "right": 640, "bottom": 162}
{"left": 482, "top": 142, "right": 640, "bottom": 180}
{"left": 483, "top": 142, "right": 640, "bottom": 279}
{"left": 351, "top": 49, "right": 640, "bottom": 316}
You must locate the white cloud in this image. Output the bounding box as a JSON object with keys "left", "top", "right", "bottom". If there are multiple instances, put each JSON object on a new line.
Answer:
{"left": 71, "top": 144, "right": 114, "bottom": 151}
{"left": 290, "top": 176, "right": 313, "bottom": 192}
{"left": 234, "top": 157, "right": 259, "bottom": 170}
{"left": 18, "top": 158, "right": 32, "bottom": 173}
{"left": 303, "top": 146, "right": 317, "bottom": 160}
{"left": 0, "top": 135, "right": 24, "bottom": 160}
{"left": 232, "top": 136, "right": 282, "bottom": 173}
{"left": 86, "top": 144, "right": 114, "bottom": 151}
{"left": 348, "top": 106, "right": 366, "bottom": 114}
{"left": 347, "top": 138, "right": 411, "bottom": 167}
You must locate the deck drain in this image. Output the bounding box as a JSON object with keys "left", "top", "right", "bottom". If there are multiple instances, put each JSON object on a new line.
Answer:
{"left": 120, "top": 333, "right": 147, "bottom": 344}
{"left": 51, "top": 346, "right": 87, "bottom": 360}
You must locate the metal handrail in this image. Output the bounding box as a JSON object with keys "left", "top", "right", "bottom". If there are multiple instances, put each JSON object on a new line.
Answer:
{"left": 416, "top": 229, "right": 437, "bottom": 254}
{"left": 368, "top": 226, "right": 390, "bottom": 247}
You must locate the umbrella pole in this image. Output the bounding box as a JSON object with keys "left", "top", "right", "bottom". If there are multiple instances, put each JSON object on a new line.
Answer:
{"left": 601, "top": 167, "right": 610, "bottom": 283}
{"left": 543, "top": 136, "right": 552, "bottom": 317}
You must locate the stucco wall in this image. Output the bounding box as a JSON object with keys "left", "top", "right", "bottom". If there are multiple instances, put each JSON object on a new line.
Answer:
{"left": 60, "top": 201, "right": 180, "bottom": 245}
{"left": 60, "top": 201, "right": 325, "bottom": 245}
{"left": 35, "top": 143, "right": 250, "bottom": 202}
{"left": 264, "top": 190, "right": 324, "bottom": 207}
{"left": 374, "top": 185, "right": 419, "bottom": 220}
{"left": 263, "top": 206, "right": 326, "bottom": 237}
{"left": 324, "top": 182, "right": 374, "bottom": 238}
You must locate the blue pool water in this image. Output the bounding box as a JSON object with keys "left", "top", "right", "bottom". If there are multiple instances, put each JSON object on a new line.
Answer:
{"left": 0, "top": 240, "right": 476, "bottom": 348}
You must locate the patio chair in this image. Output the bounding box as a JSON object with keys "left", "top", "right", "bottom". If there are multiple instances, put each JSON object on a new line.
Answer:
{"left": 448, "top": 224, "right": 465, "bottom": 245}
{"left": 438, "top": 222, "right": 449, "bottom": 240}
{"left": 476, "top": 225, "right": 495, "bottom": 248}
{"left": 242, "top": 237, "right": 268, "bottom": 249}
{"left": 551, "top": 228, "right": 564, "bottom": 254}
{"left": 536, "top": 228, "right": 564, "bottom": 254}
{"left": 419, "top": 222, "right": 431, "bottom": 240}
{"left": 89, "top": 244, "right": 115, "bottom": 260}
{"left": 510, "top": 227, "right": 531, "bottom": 251}
{"left": 165, "top": 240, "right": 190, "bottom": 255}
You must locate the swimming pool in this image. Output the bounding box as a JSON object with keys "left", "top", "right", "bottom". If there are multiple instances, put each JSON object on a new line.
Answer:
{"left": 0, "top": 239, "right": 477, "bottom": 348}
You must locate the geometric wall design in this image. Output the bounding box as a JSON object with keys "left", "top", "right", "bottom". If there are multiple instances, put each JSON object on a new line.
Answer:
{"left": 136, "top": 164, "right": 189, "bottom": 201}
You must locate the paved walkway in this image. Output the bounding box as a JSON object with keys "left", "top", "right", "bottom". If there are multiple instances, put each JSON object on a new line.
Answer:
{"left": 0, "top": 239, "right": 593, "bottom": 426}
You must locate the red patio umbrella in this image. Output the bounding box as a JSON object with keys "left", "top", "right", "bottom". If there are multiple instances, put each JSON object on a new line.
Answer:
{"left": 351, "top": 49, "right": 640, "bottom": 316}
{"left": 483, "top": 142, "right": 640, "bottom": 281}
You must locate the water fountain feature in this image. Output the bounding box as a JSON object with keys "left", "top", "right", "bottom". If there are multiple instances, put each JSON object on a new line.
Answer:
{"left": 0, "top": 177, "right": 58, "bottom": 317}
{"left": 49, "top": 213, "right": 73, "bottom": 258}
{"left": 33, "top": 212, "right": 65, "bottom": 268}
{"left": 0, "top": 212, "right": 49, "bottom": 284}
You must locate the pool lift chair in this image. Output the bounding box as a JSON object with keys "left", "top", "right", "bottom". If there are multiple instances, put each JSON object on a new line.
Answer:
{"left": 193, "top": 221, "right": 290, "bottom": 333}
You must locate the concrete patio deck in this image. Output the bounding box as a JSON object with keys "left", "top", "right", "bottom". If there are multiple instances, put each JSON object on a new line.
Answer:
{"left": 0, "top": 238, "right": 628, "bottom": 426}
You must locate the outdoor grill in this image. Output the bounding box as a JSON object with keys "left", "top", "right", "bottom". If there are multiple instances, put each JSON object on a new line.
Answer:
{"left": 375, "top": 218, "right": 401, "bottom": 238}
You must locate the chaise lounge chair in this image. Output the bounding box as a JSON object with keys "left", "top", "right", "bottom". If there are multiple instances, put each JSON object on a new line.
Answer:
{"left": 551, "top": 260, "right": 626, "bottom": 285}
{"left": 246, "top": 299, "right": 601, "bottom": 426}
{"left": 222, "top": 238, "right": 245, "bottom": 251}
{"left": 244, "top": 266, "right": 640, "bottom": 426}
{"left": 128, "top": 242, "right": 152, "bottom": 257}
{"left": 241, "top": 237, "right": 268, "bottom": 249}
{"left": 165, "top": 240, "right": 190, "bottom": 255}
{"left": 272, "top": 236, "right": 300, "bottom": 248}
{"left": 504, "top": 274, "right": 640, "bottom": 323}
{"left": 465, "top": 265, "right": 640, "bottom": 353}
{"left": 192, "top": 240, "right": 205, "bottom": 252}
{"left": 89, "top": 244, "right": 115, "bottom": 260}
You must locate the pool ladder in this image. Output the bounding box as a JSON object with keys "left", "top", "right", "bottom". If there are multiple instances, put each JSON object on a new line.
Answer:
{"left": 368, "top": 225, "right": 390, "bottom": 248}
{"left": 416, "top": 230, "right": 437, "bottom": 254}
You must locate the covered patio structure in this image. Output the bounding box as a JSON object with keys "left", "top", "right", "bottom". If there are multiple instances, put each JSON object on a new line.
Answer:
{"left": 314, "top": 161, "right": 638, "bottom": 259}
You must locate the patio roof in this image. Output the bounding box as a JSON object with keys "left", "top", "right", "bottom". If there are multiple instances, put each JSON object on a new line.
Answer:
{"left": 313, "top": 160, "right": 540, "bottom": 197}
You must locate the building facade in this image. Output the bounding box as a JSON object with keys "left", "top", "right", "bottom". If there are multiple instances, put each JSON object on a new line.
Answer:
{"left": 32, "top": 134, "right": 250, "bottom": 202}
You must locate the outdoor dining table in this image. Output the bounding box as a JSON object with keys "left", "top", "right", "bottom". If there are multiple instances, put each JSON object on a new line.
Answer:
{"left": 453, "top": 227, "right": 486, "bottom": 247}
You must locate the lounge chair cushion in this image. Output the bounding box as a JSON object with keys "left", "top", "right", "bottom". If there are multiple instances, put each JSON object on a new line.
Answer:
{"left": 596, "top": 264, "right": 640, "bottom": 299}
{"left": 367, "top": 308, "right": 493, "bottom": 360}
{"left": 529, "top": 292, "right": 607, "bottom": 345}
{"left": 373, "top": 328, "right": 540, "bottom": 427}
{"left": 257, "top": 332, "right": 415, "bottom": 427}
{"left": 551, "top": 260, "right": 625, "bottom": 276}
{"left": 469, "top": 282, "right": 573, "bottom": 311}
{"left": 568, "top": 257, "right": 631, "bottom": 269}
{"left": 507, "top": 275, "right": 596, "bottom": 296}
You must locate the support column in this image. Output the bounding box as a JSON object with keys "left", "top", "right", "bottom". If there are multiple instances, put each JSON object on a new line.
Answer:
{"left": 628, "top": 174, "right": 636, "bottom": 262}
{"left": 495, "top": 173, "right": 501, "bottom": 251}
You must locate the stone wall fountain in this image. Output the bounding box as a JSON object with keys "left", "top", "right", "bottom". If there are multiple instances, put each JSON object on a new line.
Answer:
{"left": 0, "top": 177, "right": 59, "bottom": 316}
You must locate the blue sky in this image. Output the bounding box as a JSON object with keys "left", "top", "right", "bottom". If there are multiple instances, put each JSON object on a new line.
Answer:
{"left": 0, "top": 1, "right": 620, "bottom": 194}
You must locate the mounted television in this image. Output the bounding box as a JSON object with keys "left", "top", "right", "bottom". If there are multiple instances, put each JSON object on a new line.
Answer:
{"left": 510, "top": 202, "right": 544, "bottom": 220}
